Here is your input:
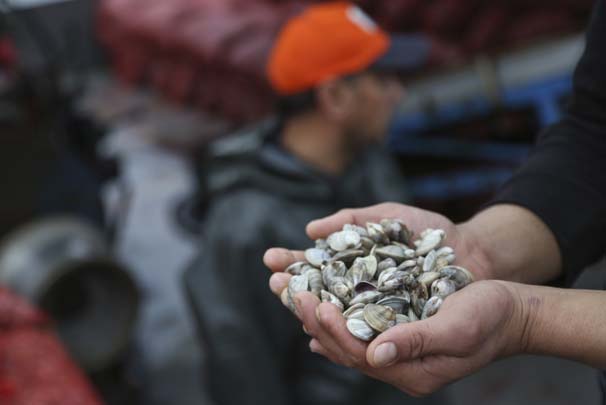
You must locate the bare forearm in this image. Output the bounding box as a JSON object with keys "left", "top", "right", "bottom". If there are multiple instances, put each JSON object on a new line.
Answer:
{"left": 513, "top": 283, "right": 606, "bottom": 368}
{"left": 459, "top": 204, "right": 562, "bottom": 284}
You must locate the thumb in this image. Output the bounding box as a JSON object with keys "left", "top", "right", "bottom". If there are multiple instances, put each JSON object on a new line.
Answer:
{"left": 306, "top": 209, "right": 356, "bottom": 240}
{"left": 366, "top": 318, "right": 451, "bottom": 368}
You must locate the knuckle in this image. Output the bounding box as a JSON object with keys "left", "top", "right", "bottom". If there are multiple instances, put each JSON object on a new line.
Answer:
{"left": 407, "top": 328, "right": 427, "bottom": 359}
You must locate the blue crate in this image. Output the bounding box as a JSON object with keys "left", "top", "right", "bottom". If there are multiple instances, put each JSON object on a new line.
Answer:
{"left": 387, "top": 73, "right": 573, "bottom": 200}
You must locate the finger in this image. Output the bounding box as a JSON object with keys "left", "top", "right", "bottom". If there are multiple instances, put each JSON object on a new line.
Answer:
{"left": 269, "top": 273, "right": 291, "bottom": 296}
{"left": 309, "top": 339, "right": 345, "bottom": 365}
{"left": 307, "top": 204, "right": 397, "bottom": 240}
{"left": 366, "top": 315, "right": 456, "bottom": 368}
{"left": 306, "top": 209, "right": 356, "bottom": 239}
{"left": 315, "top": 302, "right": 369, "bottom": 367}
{"left": 263, "top": 248, "right": 305, "bottom": 273}
{"left": 294, "top": 292, "right": 357, "bottom": 367}
{"left": 311, "top": 336, "right": 414, "bottom": 389}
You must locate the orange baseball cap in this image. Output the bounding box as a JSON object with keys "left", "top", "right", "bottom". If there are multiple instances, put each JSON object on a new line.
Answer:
{"left": 267, "top": 2, "right": 430, "bottom": 96}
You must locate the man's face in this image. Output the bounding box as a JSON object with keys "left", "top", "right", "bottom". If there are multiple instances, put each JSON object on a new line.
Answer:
{"left": 343, "top": 72, "right": 405, "bottom": 144}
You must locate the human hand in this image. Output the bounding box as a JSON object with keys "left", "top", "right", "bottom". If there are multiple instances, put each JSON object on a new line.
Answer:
{"left": 288, "top": 280, "right": 528, "bottom": 397}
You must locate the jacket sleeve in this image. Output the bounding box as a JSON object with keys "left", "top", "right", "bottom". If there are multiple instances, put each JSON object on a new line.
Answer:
{"left": 491, "top": 0, "right": 606, "bottom": 281}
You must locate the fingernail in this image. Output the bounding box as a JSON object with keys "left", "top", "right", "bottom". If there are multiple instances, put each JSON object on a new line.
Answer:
{"left": 303, "top": 325, "right": 310, "bottom": 335}
{"left": 373, "top": 343, "right": 398, "bottom": 368}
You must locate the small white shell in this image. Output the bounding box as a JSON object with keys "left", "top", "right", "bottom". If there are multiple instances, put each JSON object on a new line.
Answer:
{"left": 321, "top": 290, "right": 344, "bottom": 311}
{"left": 349, "top": 290, "right": 384, "bottom": 306}
{"left": 417, "top": 271, "right": 441, "bottom": 287}
{"left": 364, "top": 304, "right": 396, "bottom": 333}
{"left": 327, "top": 230, "right": 361, "bottom": 252}
{"left": 415, "top": 229, "right": 445, "bottom": 256}
{"left": 343, "top": 303, "right": 365, "bottom": 318}
{"left": 421, "top": 296, "right": 443, "bottom": 319}
{"left": 431, "top": 278, "right": 457, "bottom": 299}
{"left": 396, "top": 314, "right": 410, "bottom": 324}
{"left": 423, "top": 250, "right": 438, "bottom": 272}
{"left": 305, "top": 248, "right": 331, "bottom": 267}
{"left": 346, "top": 318, "right": 375, "bottom": 341}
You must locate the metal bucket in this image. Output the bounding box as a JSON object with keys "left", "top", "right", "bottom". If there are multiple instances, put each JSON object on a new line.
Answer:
{"left": 0, "top": 217, "right": 139, "bottom": 373}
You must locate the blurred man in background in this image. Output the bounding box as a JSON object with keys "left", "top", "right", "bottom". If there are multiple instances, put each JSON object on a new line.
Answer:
{"left": 185, "top": 3, "right": 447, "bottom": 405}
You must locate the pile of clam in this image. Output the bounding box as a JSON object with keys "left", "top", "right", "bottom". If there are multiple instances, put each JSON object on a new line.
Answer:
{"left": 282, "top": 219, "right": 474, "bottom": 341}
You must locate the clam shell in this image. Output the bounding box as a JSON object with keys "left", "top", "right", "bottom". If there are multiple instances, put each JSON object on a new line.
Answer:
{"left": 359, "top": 236, "right": 375, "bottom": 254}
{"left": 411, "top": 284, "right": 429, "bottom": 317}
{"left": 347, "top": 255, "right": 378, "bottom": 285}
{"left": 363, "top": 304, "right": 396, "bottom": 333}
{"left": 328, "top": 277, "right": 352, "bottom": 303}
{"left": 285, "top": 261, "right": 311, "bottom": 276}
{"left": 431, "top": 278, "right": 456, "bottom": 299}
{"left": 436, "top": 246, "right": 454, "bottom": 256}
{"left": 288, "top": 273, "right": 309, "bottom": 295}
{"left": 343, "top": 303, "right": 365, "bottom": 318}
{"left": 396, "top": 259, "right": 417, "bottom": 271}
{"left": 347, "top": 318, "right": 375, "bottom": 341}
{"left": 366, "top": 222, "right": 389, "bottom": 244}
{"left": 307, "top": 268, "right": 323, "bottom": 297}
{"left": 423, "top": 250, "right": 438, "bottom": 272}
{"left": 439, "top": 266, "right": 474, "bottom": 290}
{"left": 322, "top": 261, "right": 347, "bottom": 286}
{"left": 380, "top": 219, "right": 413, "bottom": 245}
{"left": 330, "top": 249, "right": 365, "bottom": 266}
{"left": 377, "top": 258, "right": 397, "bottom": 274}
{"left": 327, "top": 230, "right": 361, "bottom": 252}
{"left": 421, "top": 296, "right": 443, "bottom": 319}
{"left": 396, "top": 314, "right": 410, "bottom": 324}
{"left": 315, "top": 239, "right": 329, "bottom": 250}
{"left": 417, "top": 271, "right": 441, "bottom": 287}
{"left": 287, "top": 274, "right": 309, "bottom": 312}
{"left": 377, "top": 295, "right": 410, "bottom": 314}
{"left": 354, "top": 281, "right": 378, "bottom": 294}
{"left": 375, "top": 245, "right": 407, "bottom": 262}
{"left": 415, "top": 229, "right": 445, "bottom": 256}
{"left": 343, "top": 224, "right": 369, "bottom": 238}
{"left": 321, "top": 290, "right": 344, "bottom": 311}
{"left": 407, "top": 307, "right": 419, "bottom": 322}
{"left": 379, "top": 270, "right": 415, "bottom": 292}
{"left": 356, "top": 255, "right": 378, "bottom": 276}
{"left": 346, "top": 308, "right": 365, "bottom": 321}
{"left": 377, "top": 267, "right": 398, "bottom": 287}
{"left": 408, "top": 266, "right": 422, "bottom": 278}
{"left": 305, "top": 248, "right": 331, "bottom": 267}
{"left": 349, "top": 290, "right": 384, "bottom": 306}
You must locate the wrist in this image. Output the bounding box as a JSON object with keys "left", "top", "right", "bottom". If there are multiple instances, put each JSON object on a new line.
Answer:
{"left": 455, "top": 219, "right": 498, "bottom": 281}
{"left": 458, "top": 204, "right": 562, "bottom": 283}
{"left": 494, "top": 281, "right": 540, "bottom": 357}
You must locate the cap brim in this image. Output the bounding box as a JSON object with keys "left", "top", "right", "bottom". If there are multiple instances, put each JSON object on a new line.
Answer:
{"left": 371, "top": 34, "right": 431, "bottom": 73}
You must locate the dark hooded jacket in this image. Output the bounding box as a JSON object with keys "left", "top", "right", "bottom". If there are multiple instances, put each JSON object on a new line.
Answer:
{"left": 184, "top": 120, "right": 447, "bottom": 405}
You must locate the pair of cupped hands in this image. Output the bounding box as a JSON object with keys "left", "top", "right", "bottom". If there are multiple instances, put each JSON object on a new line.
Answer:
{"left": 264, "top": 203, "right": 532, "bottom": 397}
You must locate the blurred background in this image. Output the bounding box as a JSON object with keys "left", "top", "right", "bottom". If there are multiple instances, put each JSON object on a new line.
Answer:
{"left": 0, "top": 0, "right": 603, "bottom": 404}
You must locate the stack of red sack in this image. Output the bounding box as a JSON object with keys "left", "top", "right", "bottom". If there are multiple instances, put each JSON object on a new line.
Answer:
{"left": 98, "top": 0, "right": 594, "bottom": 124}
{"left": 0, "top": 288, "right": 102, "bottom": 405}
{"left": 98, "top": 0, "right": 305, "bottom": 123}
